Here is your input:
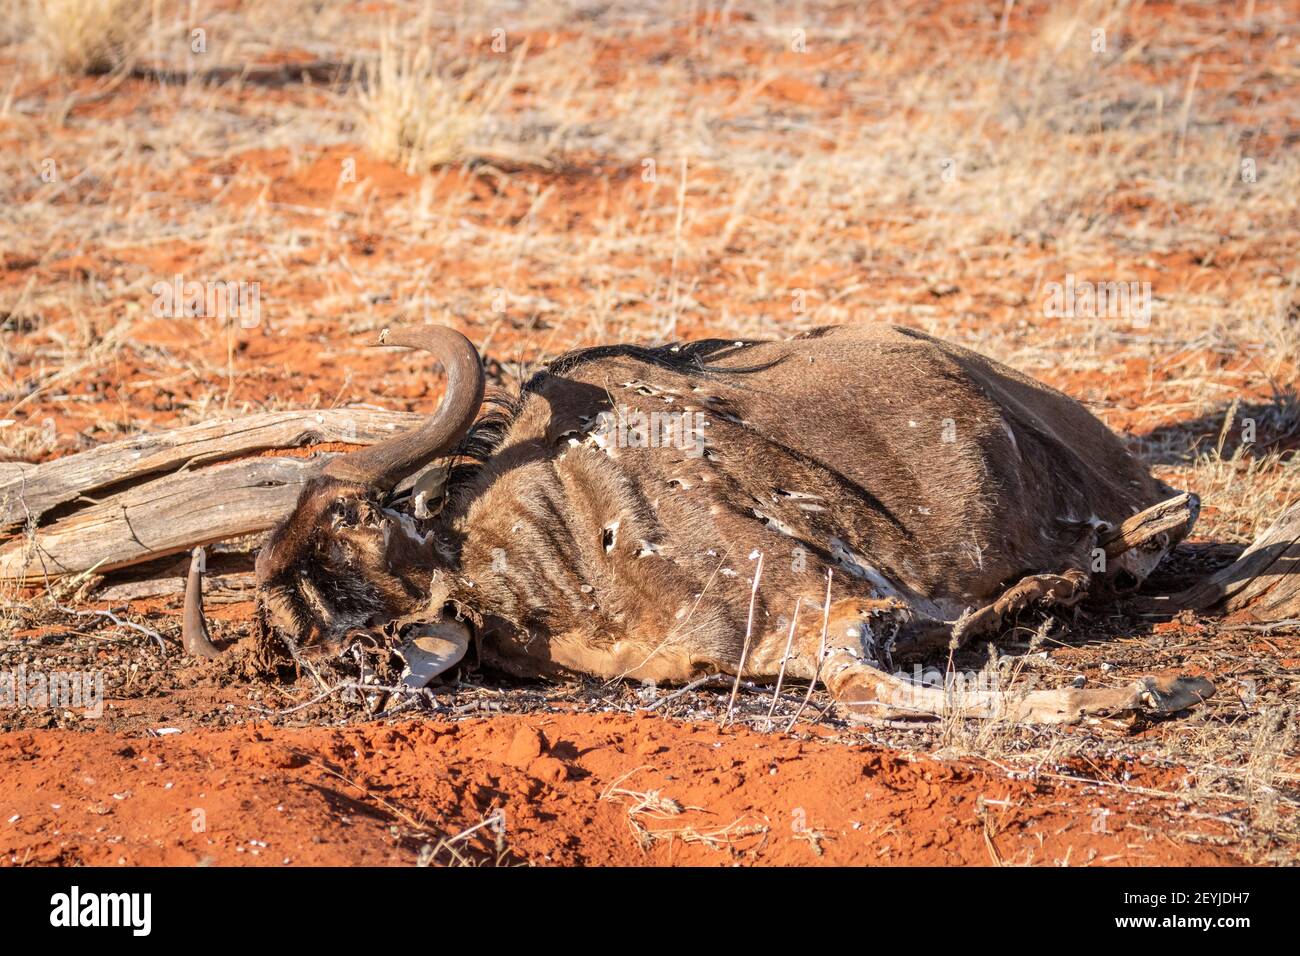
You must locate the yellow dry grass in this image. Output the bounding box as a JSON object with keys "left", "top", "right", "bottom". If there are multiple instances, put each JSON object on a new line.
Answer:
{"left": 25, "top": 0, "right": 151, "bottom": 75}
{"left": 357, "top": 23, "right": 530, "bottom": 174}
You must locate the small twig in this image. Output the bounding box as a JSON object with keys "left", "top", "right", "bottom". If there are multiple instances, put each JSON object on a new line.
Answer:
{"left": 437, "top": 810, "right": 506, "bottom": 848}
{"left": 982, "top": 818, "right": 1005, "bottom": 866}
{"left": 724, "top": 551, "right": 763, "bottom": 727}
{"left": 373, "top": 690, "right": 437, "bottom": 720}
{"left": 1220, "top": 619, "right": 1300, "bottom": 633}
{"left": 251, "top": 680, "right": 426, "bottom": 716}
{"left": 451, "top": 699, "right": 509, "bottom": 716}
{"left": 792, "top": 826, "right": 833, "bottom": 856}
{"left": 765, "top": 597, "right": 801, "bottom": 731}
{"left": 787, "top": 569, "right": 832, "bottom": 732}
{"left": 278, "top": 631, "right": 331, "bottom": 692}
{"left": 644, "top": 672, "right": 725, "bottom": 711}
{"left": 48, "top": 601, "right": 167, "bottom": 653}
{"left": 797, "top": 698, "right": 836, "bottom": 731}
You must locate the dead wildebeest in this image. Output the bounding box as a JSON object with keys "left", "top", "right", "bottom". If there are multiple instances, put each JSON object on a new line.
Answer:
{"left": 185, "top": 324, "right": 1214, "bottom": 723}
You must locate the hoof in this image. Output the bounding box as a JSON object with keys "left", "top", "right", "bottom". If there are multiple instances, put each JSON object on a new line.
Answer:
{"left": 398, "top": 619, "right": 471, "bottom": 689}
{"left": 1140, "top": 675, "right": 1215, "bottom": 714}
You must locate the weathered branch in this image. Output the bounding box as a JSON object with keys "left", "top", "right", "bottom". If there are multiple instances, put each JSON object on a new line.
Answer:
{"left": 96, "top": 571, "right": 255, "bottom": 603}
{"left": 1167, "top": 501, "right": 1300, "bottom": 621}
{"left": 0, "top": 408, "right": 419, "bottom": 530}
{"left": 1, "top": 453, "right": 327, "bottom": 580}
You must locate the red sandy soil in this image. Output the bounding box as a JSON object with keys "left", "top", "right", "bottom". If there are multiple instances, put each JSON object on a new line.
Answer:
{"left": 0, "top": 714, "right": 1243, "bottom": 867}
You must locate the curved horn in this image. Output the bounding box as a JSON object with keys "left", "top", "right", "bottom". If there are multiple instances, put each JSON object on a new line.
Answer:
{"left": 183, "top": 547, "right": 222, "bottom": 659}
{"left": 322, "top": 325, "right": 484, "bottom": 490}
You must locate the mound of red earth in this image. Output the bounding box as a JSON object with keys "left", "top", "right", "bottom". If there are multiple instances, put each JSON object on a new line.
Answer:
{"left": 1, "top": 713, "right": 1240, "bottom": 866}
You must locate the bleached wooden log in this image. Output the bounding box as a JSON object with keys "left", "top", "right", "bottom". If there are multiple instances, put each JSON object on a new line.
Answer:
{"left": 96, "top": 571, "right": 255, "bottom": 603}
{"left": 1168, "top": 501, "right": 1300, "bottom": 621}
{"left": 0, "top": 408, "right": 420, "bottom": 530}
{"left": 1, "top": 453, "right": 329, "bottom": 580}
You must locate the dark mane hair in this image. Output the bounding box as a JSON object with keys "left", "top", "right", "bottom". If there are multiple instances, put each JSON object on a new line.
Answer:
{"left": 434, "top": 338, "right": 782, "bottom": 494}
{"left": 537, "top": 337, "right": 776, "bottom": 380}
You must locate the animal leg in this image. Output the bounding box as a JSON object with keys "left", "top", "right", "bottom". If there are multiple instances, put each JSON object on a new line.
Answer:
{"left": 1099, "top": 491, "right": 1200, "bottom": 592}
{"left": 772, "top": 595, "right": 952, "bottom": 671}
{"left": 822, "top": 653, "right": 1214, "bottom": 725}
{"left": 933, "top": 496, "right": 1198, "bottom": 654}
{"left": 950, "top": 568, "right": 1090, "bottom": 650}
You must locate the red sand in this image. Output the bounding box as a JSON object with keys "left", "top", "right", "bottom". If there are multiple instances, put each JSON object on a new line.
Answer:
{"left": 0, "top": 714, "right": 1242, "bottom": 867}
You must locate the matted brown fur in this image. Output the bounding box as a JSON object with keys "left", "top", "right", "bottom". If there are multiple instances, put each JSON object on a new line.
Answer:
{"left": 257, "top": 324, "right": 1181, "bottom": 692}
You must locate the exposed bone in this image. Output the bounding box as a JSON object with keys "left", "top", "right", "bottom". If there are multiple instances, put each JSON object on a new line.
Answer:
{"left": 950, "top": 569, "right": 1089, "bottom": 649}
{"left": 409, "top": 463, "right": 450, "bottom": 518}
{"left": 182, "top": 547, "right": 223, "bottom": 659}
{"left": 1100, "top": 492, "right": 1200, "bottom": 558}
{"left": 826, "top": 655, "right": 1214, "bottom": 725}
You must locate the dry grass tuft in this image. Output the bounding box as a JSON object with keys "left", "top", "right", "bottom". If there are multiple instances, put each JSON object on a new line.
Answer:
{"left": 417, "top": 809, "right": 513, "bottom": 867}
{"left": 1240, "top": 706, "right": 1299, "bottom": 835}
{"left": 357, "top": 25, "right": 528, "bottom": 174}
{"left": 600, "top": 766, "right": 767, "bottom": 852}
{"left": 1185, "top": 448, "right": 1300, "bottom": 543}
{"left": 26, "top": 0, "right": 151, "bottom": 75}
{"left": 1033, "top": 0, "right": 1128, "bottom": 73}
